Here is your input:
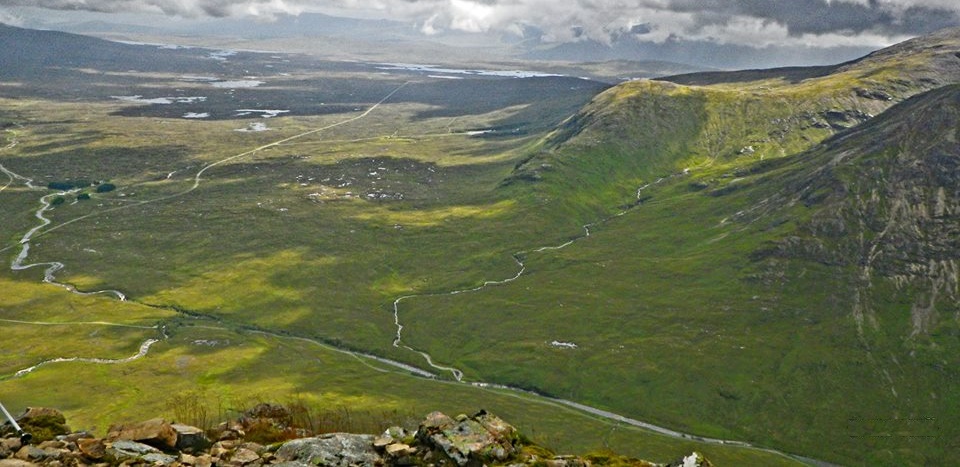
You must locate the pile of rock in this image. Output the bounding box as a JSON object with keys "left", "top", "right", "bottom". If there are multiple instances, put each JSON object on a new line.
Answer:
{"left": 0, "top": 407, "right": 712, "bottom": 467}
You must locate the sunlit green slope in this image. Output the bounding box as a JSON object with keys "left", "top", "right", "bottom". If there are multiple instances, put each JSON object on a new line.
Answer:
{"left": 398, "top": 29, "right": 960, "bottom": 465}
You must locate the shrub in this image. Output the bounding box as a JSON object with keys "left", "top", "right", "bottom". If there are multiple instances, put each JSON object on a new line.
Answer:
{"left": 19, "top": 414, "right": 70, "bottom": 443}
{"left": 77, "top": 193, "right": 91, "bottom": 201}
{"left": 48, "top": 180, "right": 93, "bottom": 191}
{"left": 48, "top": 181, "right": 74, "bottom": 190}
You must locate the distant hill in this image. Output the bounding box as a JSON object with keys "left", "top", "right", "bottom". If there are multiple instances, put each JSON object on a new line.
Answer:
{"left": 519, "top": 26, "right": 960, "bottom": 189}
{"left": 0, "top": 23, "right": 224, "bottom": 77}
{"left": 13, "top": 17, "right": 714, "bottom": 81}
{"left": 523, "top": 35, "right": 880, "bottom": 70}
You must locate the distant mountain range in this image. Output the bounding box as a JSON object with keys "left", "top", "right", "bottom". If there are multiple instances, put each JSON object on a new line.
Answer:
{"left": 7, "top": 11, "right": 871, "bottom": 72}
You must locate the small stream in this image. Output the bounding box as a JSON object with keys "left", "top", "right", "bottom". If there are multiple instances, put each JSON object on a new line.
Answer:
{"left": 0, "top": 102, "right": 829, "bottom": 465}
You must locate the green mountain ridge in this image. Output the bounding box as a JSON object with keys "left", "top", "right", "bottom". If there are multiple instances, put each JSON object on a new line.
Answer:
{"left": 521, "top": 26, "right": 960, "bottom": 184}
{"left": 2, "top": 22, "right": 959, "bottom": 467}
{"left": 472, "top": 28, "right": 960, "bottom": 465}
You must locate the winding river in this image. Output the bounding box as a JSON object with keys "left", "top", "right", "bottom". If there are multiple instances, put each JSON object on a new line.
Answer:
{"left": 0, "top": 89, "right": 829, "bottom": 465}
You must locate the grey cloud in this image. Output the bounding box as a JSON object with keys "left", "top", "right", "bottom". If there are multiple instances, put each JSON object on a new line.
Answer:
{"left": 0, "top": 0, "right": 302, "bottom": 18}
{"left": 629, "top": 23, "right": 653, "bottom": 35}
{"left": 670, "top": 0, "right": 957, "bottom": 36}
{"left": 2, "top": 0, "right": 959, "bottom": 47}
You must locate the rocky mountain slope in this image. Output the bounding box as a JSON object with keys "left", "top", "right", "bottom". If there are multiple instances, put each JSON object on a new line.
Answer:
{"left": 0, "top": 407, "right": 711, "bottom": 467}
{"left": 477, "top": 27, "right": 960, "bottom": 464}
{"left": 747, "top": 84, "right": 960, "bottom": 337}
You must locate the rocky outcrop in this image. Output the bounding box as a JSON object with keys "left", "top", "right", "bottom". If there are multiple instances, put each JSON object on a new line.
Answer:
{"left": 107, "top": 418, "right": 179, "bottom": 450}
{"left": 274, "top": 434, "right": 379, "bottom": 466}
{"left": 0, "top": 408, "right": 712, "bottom": 467}
{"left": 415, "top": 410, "right": 521, "bottom": 466}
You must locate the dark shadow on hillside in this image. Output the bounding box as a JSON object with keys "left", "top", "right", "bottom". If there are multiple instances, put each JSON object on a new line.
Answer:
{"left": 658, "top": 64, "right": 842, "bottom": 86}
{"left": 393, "top": 77, "right": 608, "bottom": 133}
{"left": 4, "top": 143, "right": 195, "bottom": 183}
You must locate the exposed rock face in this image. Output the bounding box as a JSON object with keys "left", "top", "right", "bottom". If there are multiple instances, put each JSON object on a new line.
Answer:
{"left": 0, "top": 408, "right": 711, "bottom": 467}
{"left": 754, "top": 85, "right": 960, "bottom": 338}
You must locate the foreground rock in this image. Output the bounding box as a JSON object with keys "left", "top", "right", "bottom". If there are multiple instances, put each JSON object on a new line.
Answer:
{"left": 107, "top": 418, "right": 179, "bottom": 450}
{"left": 1, "top": 407, "right": 712, "bottom": 466}
{"left": 274, "top": 434, "right": 379, "bottom": 466}
{"left": 415, "top": 410, "right": 520, "bottom": 466}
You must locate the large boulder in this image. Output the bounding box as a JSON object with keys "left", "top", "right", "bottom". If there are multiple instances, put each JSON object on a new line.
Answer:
{"left": 172, "top": 423, "right": 212, "bottom": 452}
{"left": 2, "top": 408, "right": 68, "bottom": 443}
{"left": 416, "top": 410, "right": 521, "bottom": 466}
{"left": 107, "top": 418, "right": 178, "bottom": 450}
{"left": 274, "top": 433, "right": 380, "bottom": 467}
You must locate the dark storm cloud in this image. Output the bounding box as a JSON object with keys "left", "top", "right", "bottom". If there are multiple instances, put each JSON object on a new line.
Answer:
{"left": 2, "top": 0, "right": 959, "bottom": 47}
{"left": 629, "top": 23, "right": 653, "bottom": 35}
{"left": 669, "top": 0, "right": 958, "bottom": 36}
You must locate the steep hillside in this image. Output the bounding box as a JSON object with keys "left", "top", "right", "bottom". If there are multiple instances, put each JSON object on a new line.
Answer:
{"left": 390, "top": 30, "right": 960, "bottom": 465}
{"left": 509, "top": 27, "right": 960, "bottom": 220}
{"left": 741, "top": 84, "right": 960, "bottom": 369}
{"left": 708, "top": 83, "right": 960, "bottom": 464}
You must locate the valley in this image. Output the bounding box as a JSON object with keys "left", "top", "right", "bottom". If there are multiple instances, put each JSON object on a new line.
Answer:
{"left": 1, "top": 22, "right": 959, "bottom": 466}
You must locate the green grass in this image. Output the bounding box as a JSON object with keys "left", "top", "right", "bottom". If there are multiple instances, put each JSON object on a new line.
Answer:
{"left": 0, "top": 71, "right": 805, "bottom": 465}
{"left": 0, "top": 273, "right": 802, "bottom": 466}
{"left": 3, "top": 34, "right": 959, "bottom": 466}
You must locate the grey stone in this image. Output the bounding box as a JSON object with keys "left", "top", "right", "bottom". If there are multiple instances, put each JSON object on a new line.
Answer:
{"left": 172, "top": 424, "right": 211, "bottom": 452}
{"left": 141, "top": 452, "right": 178, "bottom": 465}
{"left": 270, "top": 462, "right": 313, "bottom": 467}
{"left": 417, "top": 411, "right": 519, "bottom": 466}
{"left": 14, "top": 446, "right": 50, "bottom": 462}
{"left": 274, "top": 434, "right": 380, "bottom": 467}
{"left": 106, "top": 439, "right": 162, "bottom": 462}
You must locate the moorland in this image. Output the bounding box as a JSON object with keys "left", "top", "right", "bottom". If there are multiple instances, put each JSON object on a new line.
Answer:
{"left": 2, "top": 23, "right": 959, "bottom": 465}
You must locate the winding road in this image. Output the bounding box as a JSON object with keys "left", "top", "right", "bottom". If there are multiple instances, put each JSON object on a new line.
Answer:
{"left": 0, "top": 85, "right": 829, "bottom": 465}
{"left": 0, "top": 83, "right": 412, "bottom": 380}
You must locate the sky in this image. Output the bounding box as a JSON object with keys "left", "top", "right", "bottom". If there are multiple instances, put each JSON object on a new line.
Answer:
{"left": 1, "top": 0, "right": 959, "bottom": 66}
